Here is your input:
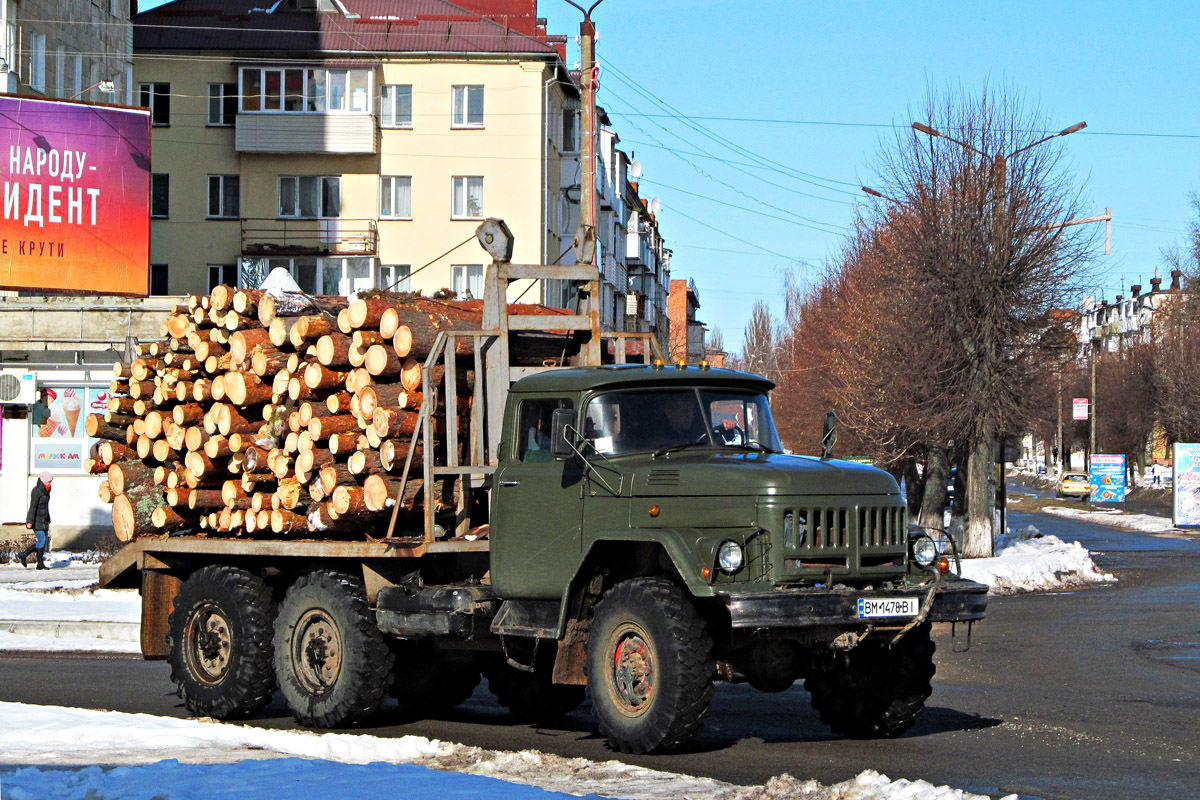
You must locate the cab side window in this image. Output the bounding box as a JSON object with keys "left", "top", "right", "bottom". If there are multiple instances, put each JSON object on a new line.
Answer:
{"left": 518, "top": 398, "right": 572, "bottom": 463}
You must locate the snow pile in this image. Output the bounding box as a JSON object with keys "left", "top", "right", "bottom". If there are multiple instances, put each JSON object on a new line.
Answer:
{"left": 0, "top": 585, "right": 140, "bottom": 622}
{"left": 1037, "top": 504, "right": 1178, "bottom": 533}
{"left": 0, "top": 702, "right": 1016, "bottom": 800}
{"left": 959, "top": 525, "right": 1115, "bottom": 595}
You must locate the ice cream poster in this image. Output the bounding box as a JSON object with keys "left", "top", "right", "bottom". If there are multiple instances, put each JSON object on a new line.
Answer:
{"left": 30, "top": 386, "right": 109, "bottom": 472}
{"left": 32, "top": 387, "right": 87, "bottom": 439}
{"left": 1088, "top": 454, "right": 1126, "bottom": 503}
{"left": 1173, "top": 443, "right": 1200, "bottom": 529}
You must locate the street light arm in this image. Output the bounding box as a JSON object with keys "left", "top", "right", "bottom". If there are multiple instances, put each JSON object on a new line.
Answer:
{"left": 911, "top": 121, "right": 989, "bottom": 160}
{"left": 861, "top": 186, "right": 903, "bottom": 206}
{"left": 1007, "top": 121, "right": 1087, "bottom": 158}
{"left": 561, "top": 0, "right": 605, "bottom": 20}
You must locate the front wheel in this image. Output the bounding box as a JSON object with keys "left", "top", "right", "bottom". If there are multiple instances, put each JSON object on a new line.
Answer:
{"left": 274, "top": 570, "right": 394, "bottom": 727}
{"left": 167, "top": 565, "right": 277, "bottom": 719}
{"left": 805, "top": 622, "right": 936, "bottom": 738}
{"left": 586, "top": 577, "right": 714, "bottom": 754}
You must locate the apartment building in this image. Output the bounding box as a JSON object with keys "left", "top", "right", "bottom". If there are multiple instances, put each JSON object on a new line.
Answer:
{"left": 1078, "top": 270, "right": 1185, "bottom": 354}
{"left": 132, "top": 0, "right": 668, "bottom": 323}
{"left": 0, "top": 0, "right": 133, "bottom": 102}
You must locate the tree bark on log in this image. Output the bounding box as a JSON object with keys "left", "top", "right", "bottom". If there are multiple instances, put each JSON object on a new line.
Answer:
{"left": 363, "top": 474, "right": 425, "bottom": 512}
{"left": 86, "top": 415, "right": 128, "bottom": 442}
{"left": 108, "top": 460, "right": 155, "bottom": 495}
{"left": 113, "top": 485, "right": 169, "bottom": 541}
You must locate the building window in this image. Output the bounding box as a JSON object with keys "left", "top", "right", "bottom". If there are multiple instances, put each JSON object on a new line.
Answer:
{"left": 139, "top": 82, "right": 170, "bottom": 126}
{"left": 451, "top": 176, "right": 483, "bottom": 219}
{"left": 151, "top": 173, "right": 169, "bottom": 218}
{"left": 72, "top": 54, "right": 83, "bottom": 99}
{"left": 111, "top": 0, "right": 121, "bottom": 16}
{"left": 28, "top": 33, "right": 46, "bottom": 92}
{"left": 321, "top": 257, "right": 373, "bottom": 295}
{"left": 207, "top": 83, "right": 237, "bottom": 126}
{"left": 561, "top": 105, "right": 580, "bottom": 153}
{"left": 208, "top": 264, "right": 237, "bottom": 292}
{"left": 380, "top": 264, "right": 411, "bottom": 292}
{"left": 278, "top": 175, "right": 339, "bottom": 218}
{"left": 380, "top": 84, "right": 412, "bottom": 128}
{"left": 207, "top": 175, "right": 240, "bottom": 219}
{"left": 239, "top": 67, "right": 371, "bottom": 114}
{"left": 451, "top": 264, "right": 483, "bottom": 300}
{"left": 150, "top": 264, "right": 169, "bottom": 296}
{"left": 54, "top": 46, "right": 65, "bottom": 98}
{"left": 451, "top": 85, "right": 483, "bottom": 127}
{"left": 379, "top": 176, "right": 411, "bottom": 220}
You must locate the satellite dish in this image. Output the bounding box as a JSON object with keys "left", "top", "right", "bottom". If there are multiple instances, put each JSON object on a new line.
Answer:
{"left": 629, "top": 160, "right": 642, "bottom": 179}
{"left": 648, "top": 197, "right": 660, "bottom": 215}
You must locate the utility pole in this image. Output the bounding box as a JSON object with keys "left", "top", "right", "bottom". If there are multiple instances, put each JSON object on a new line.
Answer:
{"left": 565, "top": 0, "right": 605, "bottom": 364}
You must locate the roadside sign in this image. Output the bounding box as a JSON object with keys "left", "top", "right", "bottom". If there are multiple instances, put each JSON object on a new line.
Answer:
{"left": 1073, "top": 398, "right": 1089, "bottom": 420}
{"left": 1089, "top": 454, "right": 1126, "bottom": 503}
{"left": 1173, "top": 443, "right": 1200, "bottom": 528}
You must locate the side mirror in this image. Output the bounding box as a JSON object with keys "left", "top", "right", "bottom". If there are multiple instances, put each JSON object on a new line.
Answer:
{"left": 550, "top": 407, "right": 575, "bottom": 460}
{"left": 820, "top": 411, "right": 837, "bottom": 461}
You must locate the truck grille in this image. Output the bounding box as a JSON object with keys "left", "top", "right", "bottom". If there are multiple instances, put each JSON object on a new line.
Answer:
{"left": 781, "top": 503, "right": 906, "bottom": 579}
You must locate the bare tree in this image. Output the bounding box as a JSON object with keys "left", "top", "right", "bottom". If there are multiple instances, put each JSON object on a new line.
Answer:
{"left": 863, "top": 84, "right": 1097, "bottom": 556}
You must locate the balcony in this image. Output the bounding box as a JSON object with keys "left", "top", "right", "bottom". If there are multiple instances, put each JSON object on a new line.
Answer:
{"left": 241, "top": 218, "right": 378, "bottom": 257}
{"left": 235, "top": 113, "right": 377, "bottom": 154}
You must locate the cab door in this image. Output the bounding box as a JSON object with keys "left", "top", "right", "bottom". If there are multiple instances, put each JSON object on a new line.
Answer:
{"left": 489, "top": 396, "right": 585, "bottom": 599}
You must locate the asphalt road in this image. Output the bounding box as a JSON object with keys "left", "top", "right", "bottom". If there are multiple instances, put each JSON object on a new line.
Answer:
{"left": 3, "top": 511, "right": 1200, "bottom": 800}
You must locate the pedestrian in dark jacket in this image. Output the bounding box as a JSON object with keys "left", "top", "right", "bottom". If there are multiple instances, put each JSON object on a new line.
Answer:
{"left": 18, "top": 471, "right": 53, "bottom": 570}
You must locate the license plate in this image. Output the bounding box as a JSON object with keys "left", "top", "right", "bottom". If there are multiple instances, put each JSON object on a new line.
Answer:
{"left": 857, "top": 597, "right": 919, "bottom": 618}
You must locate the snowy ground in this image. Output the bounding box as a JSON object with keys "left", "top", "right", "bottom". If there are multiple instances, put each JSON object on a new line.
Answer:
{"left": 0, "top": 701, "right": 1016, "bottom": 800}
{"left": 957, "top": 525, "right": 1116, "bottom": 595}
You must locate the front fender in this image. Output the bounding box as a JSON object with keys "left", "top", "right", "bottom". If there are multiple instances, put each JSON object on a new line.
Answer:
{"left": 553, "top": 527, "right": 720, "bottom": 638}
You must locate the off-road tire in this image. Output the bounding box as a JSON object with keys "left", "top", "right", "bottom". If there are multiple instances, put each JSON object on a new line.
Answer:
{"left": 485, "top": 658, "right": 586, "bottom": 723}
{"left": 390, "top": 641, "right": 481, "bottom": 714}
{"left": 274, "top": 570, "right": 394, "bottom": 727}
{"left": 804, "top": 622, "right": 936, "bottom": 738}
{"left": 167, "top": 565, "right": 277, "bottom": 719}
{"left": 586, "top": 577, "right": 714, "bottom": 754}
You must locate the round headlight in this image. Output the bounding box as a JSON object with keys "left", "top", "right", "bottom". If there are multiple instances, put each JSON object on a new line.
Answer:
{"left": 717, "top": 540, "right": 744, "bottom": 574}
{"left": 911, "top": 535, "right": 937, "bottom": 567}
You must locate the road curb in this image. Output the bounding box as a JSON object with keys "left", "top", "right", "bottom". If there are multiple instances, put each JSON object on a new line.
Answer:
{"left": 0, "top": 620, "right": 140, "bottom": 642}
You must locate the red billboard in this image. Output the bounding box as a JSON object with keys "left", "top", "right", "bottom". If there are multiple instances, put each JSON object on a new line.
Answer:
{"left": 0, "top": 96, "right": 150, "bottom": 295}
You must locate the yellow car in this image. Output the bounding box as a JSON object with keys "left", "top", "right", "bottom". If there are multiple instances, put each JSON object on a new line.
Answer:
{"left": 1057, "top": 472, "right": 1091, "bottom": 499}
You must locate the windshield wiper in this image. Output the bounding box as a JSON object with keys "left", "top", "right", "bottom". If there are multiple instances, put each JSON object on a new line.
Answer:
{"left": 723, "top": 442, "right": 773, "bottom": 453}
{"left": 652, "top": 440, "right": 711, "bottom": 458}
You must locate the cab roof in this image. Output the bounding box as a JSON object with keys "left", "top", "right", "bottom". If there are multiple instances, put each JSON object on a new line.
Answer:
{"left": 511, "top": 364, "right": 774, "bottom": 394}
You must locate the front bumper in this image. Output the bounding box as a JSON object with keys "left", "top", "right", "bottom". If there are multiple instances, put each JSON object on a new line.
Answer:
{"left": 722, "top": 578, "right": 988, "bottom": 630}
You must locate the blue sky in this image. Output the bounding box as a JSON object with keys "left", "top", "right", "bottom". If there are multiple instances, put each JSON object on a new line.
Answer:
{"left": 142, "top": 0, "right": 1200, "bottom": 351}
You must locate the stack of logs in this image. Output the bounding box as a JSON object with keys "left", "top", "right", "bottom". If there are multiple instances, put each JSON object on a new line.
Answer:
{"left": 89, "top": 286, "right": 531, "bottom": 542}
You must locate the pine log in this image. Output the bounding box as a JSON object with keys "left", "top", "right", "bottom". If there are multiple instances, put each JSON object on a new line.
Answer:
{"left": 324, "top": 391, "right": 353, "bottom": 415}
{"left": 364, "top": 344, "right": 404, "bottom": 377}
{"left": 210, "top": 374, "right": 227, "bottom": 401}
{"left": 290, "top": 314, "right": 337, "bottom": 347}
{"left": 172, "top": 403, "right": 204, "bottom": 426}
{"left": 298, "top": 401, "right": 333, "bottom": 427}
{"left": 309, "top": 414, "right": 359, "bottom": 441}
{"left": 295, "top": 448, "right": 334, "bottom": 482}
{"left": 223, "top": 372, "right": 273, "bottom": 407}
{"left": 107, "top": 396, "right": 138, "bottom": 415}
{"left": 304, "top": 362, "right": 348, "bottom": 391}
{"left": 271, "top": 509, "right": 308, "bottom": 534}
{"left": 204, "top": 435, "right": 232, "bottom": 459}
{"left": 84, "top": 457, "right": 107, "bottom": 475}
{"left": 128, "top": 380, "right": 156, "bottom": 399}
{"left": 345, "top": 368, "right": 373, "bottom": 394}
{"left": 371, "top": 407, "right": 439, "bottom": 439}
{"left": 221, "top": 480, "right": 251, "bottom": 508}
{"left": 131, "top": 358, "right": 164, "bottom": 382}
{"left": 363, "top": 474, "right": 425, "bottom": 512}
{"left": 151, "top": 439, "right": 180, "bottom": 464}
{"left": 136, "top": 435, "right": 154, "bottom": 460}
{"left": 317, "top": 462, "right": 356, "bottom": 495}
{"left": 274, "top": 477, "right": 303, "bottom": 509}
{"left": 347, "top": 448, "right": 385, "bottom": 476}
{"left": 86, "top": 414, "right": 127, "bottom": 442}
{"left": 327, "top": 431, "right": 361, "bottom": 456}
{"left": 331, "top": 485, "right": 370, "bottom": 516}
{"left": 209, "top": 284, "right": 235, "bottom": 311}
{"left": 358, "top": 385, "right": 421, "bottom": 419}
{"left": 347, "top": 298, "right": 394, "bottom": 330}
{"left": 187, "top": 489, "right": 225, "bottom": 511}
{"left": 163, "top": 466, "right": 190, "bottom": 488}
{"left": 336, "top": 308, "right": 353, "bottom": 335}
{"left": 97, "top": 480, "right": 114, "bottom": 504}
{"left": 250, "top": 348, "right": 290, "bottom": 377}
{"left": 112, "top": 485, "right": 169, "bottom": 541}
{"left": 213, "top": 404, "right": 262, "bottom": 436}
{"left": 166, "top": 487, "right": 192, "bottom": 507}
{"left": 316, "top": 334, "right": 354, "bottom": 368}
{"left": 108, "top": 460, "right": 155, "bottom": 495}
{"left": 379, "top": 440, "right": 425, "bottom": 471}
{"left": 233, "top": 289, "right": 265, "bottom": 316}
{"left": 186, "top": 450, "right": 226, "bottom": 478}
{"left": 151, "top": 505, "right": 190, "bottom": 531}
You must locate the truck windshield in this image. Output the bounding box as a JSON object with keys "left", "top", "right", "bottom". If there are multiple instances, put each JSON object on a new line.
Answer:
{"left": 583, "top": 388, "right": 782, "bottom": 456}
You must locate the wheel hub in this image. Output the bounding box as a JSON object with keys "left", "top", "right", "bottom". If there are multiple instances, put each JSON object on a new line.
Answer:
{"left": 293, "top": 609, "right": 343, "bottom": 694}
{"left": 185, "top": 603, "right": 232, "bottom": 684}
{"left": 611, "top": 626, "right": 655, "bottom": 715}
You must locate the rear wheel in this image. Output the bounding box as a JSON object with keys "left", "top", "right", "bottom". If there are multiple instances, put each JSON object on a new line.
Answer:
{"left": 274, "top": 570, "right": 394, "bottom": 727}
{"left": 586, "top": 577, "right": 714, "bottom": 754}
{"left": 804, "top": 623, "right": 935, "bottom": 738}
{"left": 167, "top": 565, "right": 277, "bottom": 719}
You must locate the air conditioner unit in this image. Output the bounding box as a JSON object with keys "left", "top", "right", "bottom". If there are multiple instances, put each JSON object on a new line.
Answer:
{"left": 0, "top": 370, "right": 36, "bottom": 405}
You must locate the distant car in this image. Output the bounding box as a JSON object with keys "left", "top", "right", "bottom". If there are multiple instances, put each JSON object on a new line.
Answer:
{"left": 1058, "top": 472, "right": 1090, "bottom": 499}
